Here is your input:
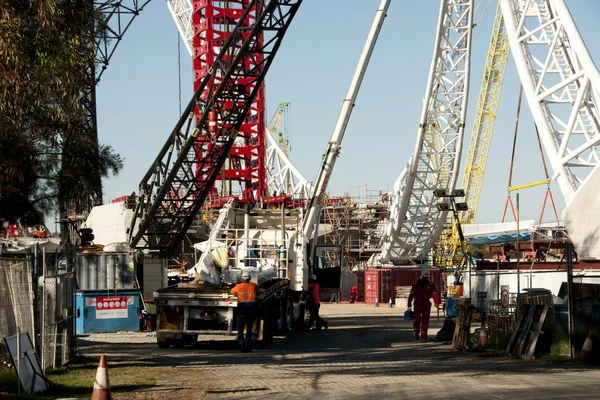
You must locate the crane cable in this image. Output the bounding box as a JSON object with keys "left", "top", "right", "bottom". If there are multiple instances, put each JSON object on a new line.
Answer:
{"left": 502, "top": 84, "right": 560, "bottom": 224}
{"left": 177, "top": 30, "right": 182, "bottom": 115}
{"left": 473, "top": 0, "right": 492, "bottom": 27}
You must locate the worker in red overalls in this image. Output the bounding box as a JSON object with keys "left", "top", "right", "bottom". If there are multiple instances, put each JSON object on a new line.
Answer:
{"left": 349, "top": 286, "right": 358, "bottom": 303}
{"left": 407, "top": 269, "right": 440, "bottom": 342}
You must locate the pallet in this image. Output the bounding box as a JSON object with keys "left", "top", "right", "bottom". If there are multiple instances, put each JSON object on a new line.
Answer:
{"left": 452, "top": 302, "right": 475, "bottom": 351}
{"left": 505, "top": 304, "right": 550, "bottom": 358}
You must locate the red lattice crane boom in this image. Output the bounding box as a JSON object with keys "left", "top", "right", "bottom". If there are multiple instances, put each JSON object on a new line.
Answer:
{"left": 193, "top": 1, "right": 266, "bottom": 205}
{"left": 128, "top": 0, "right": 302, "bottom": 253}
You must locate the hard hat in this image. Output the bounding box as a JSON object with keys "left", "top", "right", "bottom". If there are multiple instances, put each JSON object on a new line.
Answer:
{"left": 421, "top": 269, "right": 430, "bottom": 278}
{"left": 241, "top": 270, "right": 251, "bottom": 280}
{"left": 309, "top": 273, "right": 317, "bottom": 281}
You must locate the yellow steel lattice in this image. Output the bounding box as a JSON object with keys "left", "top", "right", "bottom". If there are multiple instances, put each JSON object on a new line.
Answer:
{"left": 436, "top": 1, "right": 510, "bottom": 268}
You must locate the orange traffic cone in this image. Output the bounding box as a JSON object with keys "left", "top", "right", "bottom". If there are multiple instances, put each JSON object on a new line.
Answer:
{"left": 91, "top": 355, "right": 113, "bottom": 400}
{"left": 478, "top": 322, "right": 488, "bottom": 348}
{"left": 578, "top": 331, "right": 594, "bottom": 364}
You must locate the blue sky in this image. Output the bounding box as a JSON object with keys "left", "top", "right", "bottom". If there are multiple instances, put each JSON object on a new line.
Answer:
{"left": 96, "top": 0, "right": 600, "bottom": 225}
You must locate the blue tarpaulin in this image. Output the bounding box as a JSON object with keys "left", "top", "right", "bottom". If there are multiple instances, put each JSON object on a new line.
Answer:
{"left": 467, "top": 232, "right": 532, "bottom": 245}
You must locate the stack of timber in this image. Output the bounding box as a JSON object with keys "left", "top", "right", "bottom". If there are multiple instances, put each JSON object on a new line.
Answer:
{"left": 452, "top": 298, "right": 475, "bottom": 351}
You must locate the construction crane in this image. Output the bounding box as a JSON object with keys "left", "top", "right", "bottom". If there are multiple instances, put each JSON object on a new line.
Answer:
{"left": 267, "top": 101, "right": 291, "bottom": 156}
{"left": 378, "top": 0, "right": 474, "bottom": 263}
{"left": 500, "top": 0, "right": 600, "bottom": 259}
{"left": 436, "top": 1, "right": 510, "bottom": 267}
{"left": 150, "top": 0, "right": 390, "bottom": 347}
{"left": 128, "top": 0, "right": 302, "bottom": 253}
{"left": 166, "top": 2, "right": 311, "bottom": 202}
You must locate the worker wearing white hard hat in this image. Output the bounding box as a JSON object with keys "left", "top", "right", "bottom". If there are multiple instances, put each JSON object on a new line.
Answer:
{"left": 407, "top": 268, "right": 439, "bottom": 342}
{"left": 231, "top": 269, "right": 259, "bottom": 352}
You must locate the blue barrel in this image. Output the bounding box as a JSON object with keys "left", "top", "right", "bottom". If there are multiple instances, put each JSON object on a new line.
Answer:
{"left": 446, "top": 297, "right": 459, "bottom": 318}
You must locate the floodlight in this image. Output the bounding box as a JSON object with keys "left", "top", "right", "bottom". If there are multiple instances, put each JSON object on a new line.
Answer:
{"left": 436, "top": 202, "right": 451, "bottom": 211}
{"left": 433, "top": 189, "right": 447, "bottom": 198}
{"left": 452, "top": 189, "right": 465, "bottom": 197}
{"left": 455, "top": 202, "right": 469, "bottom": 211}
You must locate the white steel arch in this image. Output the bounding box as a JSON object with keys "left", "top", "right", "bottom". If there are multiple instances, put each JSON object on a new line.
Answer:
{"left": 380, "top": 0, "right": 473, "bottom": 262}
{"left": 165, "top": 0, "right": 312, "bottom": 200}
{"left": 500, "top": 0, "right": 600, "bottom": 259}
{"left": 165, "top": 0, "right": 194, "bottom": 56}
{"left": 500, "top": 0, "right": 600, "bottom": 204}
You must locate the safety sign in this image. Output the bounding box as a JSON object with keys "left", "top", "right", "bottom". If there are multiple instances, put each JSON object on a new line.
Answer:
{"left": 95, "top": 296, "right": 128, "bottom": 319}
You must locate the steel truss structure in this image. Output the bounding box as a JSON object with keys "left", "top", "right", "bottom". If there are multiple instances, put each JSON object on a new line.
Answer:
{"left": 436, "top": 1, "right": 510, "bottom": 267}
{"left": 73, "top": 0, "right": 151, "bottom": 213}
{"left": 500, "top": 0, "right": 600, "bottom": 205}
{"left": 128, "top": 0, "right": 302, "bottom": 252}
{"left": 380, "top": 0, "right": 473, "bottom": 263}
{"left": 193, "top": 0, "right": 266, "bottom": 204}
{"left": 167, "top": 1, "right": 310, "bottom": 202}
{"left": 94, "top": 0, "right": 152, "bottom": 82}
{"left": 166, "top": 0, "right": 194, "bottom": 56}
{"left": 265, "top": 102, "right": 312, "bottom": 199}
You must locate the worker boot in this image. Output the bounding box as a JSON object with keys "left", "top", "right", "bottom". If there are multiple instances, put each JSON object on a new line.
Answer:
{"left": 420, "top": 333, "right": 427, "bottom": 343}
{"left": 239, "top": 341, "right": 247, "bottom": 353}
{"left": 414, "top": 331, "right": 419, "bottom": 341}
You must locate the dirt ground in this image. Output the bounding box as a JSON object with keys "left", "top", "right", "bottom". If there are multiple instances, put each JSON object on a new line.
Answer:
{"left": 76, "top": 303, "right": 599, "bottom": 399}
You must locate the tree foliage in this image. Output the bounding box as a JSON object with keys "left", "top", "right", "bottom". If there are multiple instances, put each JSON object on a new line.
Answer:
{"left": 0, "top": 0, "right": 123, "bottom": 227}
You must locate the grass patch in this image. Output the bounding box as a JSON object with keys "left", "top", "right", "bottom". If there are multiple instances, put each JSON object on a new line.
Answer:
{"left": 538, "top": 337, "right": 572, "bottom": 364}
{"left": 0, "top": 356, "right": 159, "bottom": 399}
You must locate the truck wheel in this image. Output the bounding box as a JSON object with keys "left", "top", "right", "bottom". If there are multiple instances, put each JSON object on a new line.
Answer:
{"left": 275, "top": 299, "right": 284, "bottom": 333}
{"left": 283, "top": 298, "right": 293, "bottom": 331}
{"left": 292, "top": 301, "right": 307, "bottom": 332}
{"left": 157, "top": 335, "right": 171, "bottom": 348}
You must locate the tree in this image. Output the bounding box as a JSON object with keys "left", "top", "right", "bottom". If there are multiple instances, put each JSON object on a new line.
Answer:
{"left": 0, "top": 0, "right": 122, "bottom": 229}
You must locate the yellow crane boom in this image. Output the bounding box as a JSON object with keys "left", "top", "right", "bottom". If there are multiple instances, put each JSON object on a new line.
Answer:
{"left": 436, "top": 1, "right": 510, "bottom": 267}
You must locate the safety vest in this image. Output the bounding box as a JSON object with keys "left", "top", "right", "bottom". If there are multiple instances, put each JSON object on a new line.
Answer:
{"left": 232, "top": 282, "right": 258, "bottom": 303}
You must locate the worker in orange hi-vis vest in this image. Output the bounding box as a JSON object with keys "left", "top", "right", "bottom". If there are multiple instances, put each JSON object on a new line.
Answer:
{"left": 231, "top": 270, "right": 260, "bottom": 352}
{"left": 407, "top": 269, "right": 440, "bottom": 342}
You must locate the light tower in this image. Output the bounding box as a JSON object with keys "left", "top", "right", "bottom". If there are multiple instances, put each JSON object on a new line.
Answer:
{"left": 192, "top": 0, "right": 266, "bottom": 205}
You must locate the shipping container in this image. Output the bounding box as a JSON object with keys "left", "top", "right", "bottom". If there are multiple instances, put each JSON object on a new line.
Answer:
{"left": 75, "top": 252, "right": 135, "bottom": 290}
{"left": 391, "top": 268, "right": 443, "bottom": 299}
{"left": 364, "top": 269, "right": 380, "bottom": 304}
{"left": 364, "top": 268, "right": 393, "bottom": 304}
{"left": 357, "top": 270, "right": 365, "bottom": 302}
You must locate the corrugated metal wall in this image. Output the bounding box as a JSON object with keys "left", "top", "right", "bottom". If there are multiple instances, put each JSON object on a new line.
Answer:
{"left": 75, "top": 252, "right": 135, "bottom": 290}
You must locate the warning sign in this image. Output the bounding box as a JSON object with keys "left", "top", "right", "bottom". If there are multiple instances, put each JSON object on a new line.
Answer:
{"left": 95, "top": 296, "right": 128, "bottom": 319}
{"left": 500, "top": 285, "right": 510, "bottom": 312}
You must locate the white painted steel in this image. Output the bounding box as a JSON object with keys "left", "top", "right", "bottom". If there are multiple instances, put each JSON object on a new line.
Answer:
{"left": 302, "top": 0, "right": 391, "bottom": 241}
{"left": 166, "top": 0, "right": 194, "bottom": 56}
{"left": 265, "top": 127, "right": 313, "bottom": 199}
{"left": 380, "top": 0, "right": 473, "bottom": 262}
{"left": 500, "top": 0, "right": 600, "bottom": 206}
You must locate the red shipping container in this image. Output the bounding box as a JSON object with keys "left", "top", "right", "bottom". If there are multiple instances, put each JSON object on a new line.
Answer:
{"left": 391, "top": 268, "right": 443, "bottom": 298}
{"left": 364, "top": 269, "right": 380, "bottom": 304}
{"left": 364, "top": 268, "right": 393, "bottom": 304}
{"left": 356, "top": 271, "right": 365, "bottom": 302}
{"left": 380, "top": 269, "right": 394, "bottom": 305}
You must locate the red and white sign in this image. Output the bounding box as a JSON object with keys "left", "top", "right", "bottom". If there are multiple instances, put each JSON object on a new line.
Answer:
{"left": 95, "top": 296, "right": 128, "bottom": 319}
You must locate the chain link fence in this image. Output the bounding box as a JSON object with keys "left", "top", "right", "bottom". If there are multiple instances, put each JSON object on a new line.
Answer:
{"left": 0, "top": 244, "right": 76, "bottom": 372}
{"left": 570, "top": 273, "right": 600, "bottom": 361}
